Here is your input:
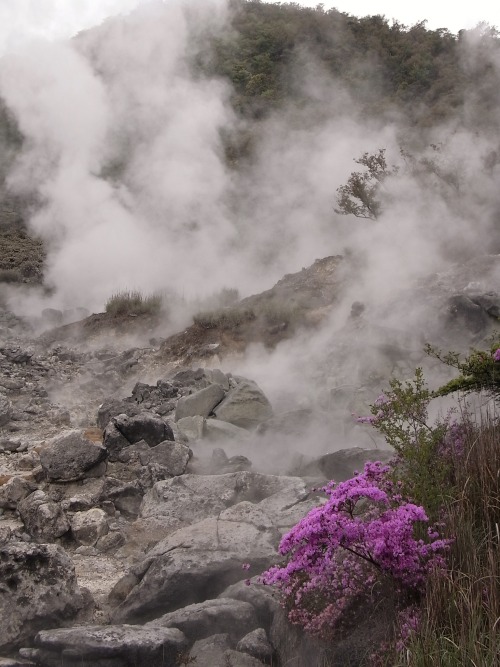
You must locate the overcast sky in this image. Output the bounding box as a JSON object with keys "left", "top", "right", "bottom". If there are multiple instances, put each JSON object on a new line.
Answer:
{"left": 0, "top": 0, "right": 497, "bottom": 57}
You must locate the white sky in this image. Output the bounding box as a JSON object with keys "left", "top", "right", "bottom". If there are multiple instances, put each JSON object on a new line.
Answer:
{"left": 0, "top": 0, "right": 497, "bottom": 57}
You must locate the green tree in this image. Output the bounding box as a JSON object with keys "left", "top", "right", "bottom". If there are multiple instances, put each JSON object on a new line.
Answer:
{"left": 335, "top": 148, "right": 396, "bottom": 220}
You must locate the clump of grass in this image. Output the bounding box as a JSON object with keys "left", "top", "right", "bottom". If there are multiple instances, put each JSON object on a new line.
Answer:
{"left": 395, "top": 415, "right": 500, "bottom": 666}
{"left": 193, "top": 306, "right": 255, "bottom": 329}
{"left": 255, "top": 299, "right": 306, "bottom": 327}
{"left": 105, "top": 290, "right": 162, "bottom": 317}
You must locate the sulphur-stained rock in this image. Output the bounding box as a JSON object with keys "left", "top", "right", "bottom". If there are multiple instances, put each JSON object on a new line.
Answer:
{"left": 213, "top": 380, "right": 273, "bottom": 429}
{"left": 32, "top": 625, "right": 187, "bottom": 667}
{"left": 71, "top": 508, "right": 109, "bottom": 546}
{"left": 39, "top": 430, "right": 107, "bottom": 482}
{"left": 0, "top": 542, "right": 84, "bottom": 652}
{"left": 18, "top": 490, "right": 70, "bottom": 541}
{"left": 147, "top": 598, "right": 259, "bottom": 642}
{"left": 174, "top": 383, "right": 225, "bottom": 421}
{"left": 176, "top": 415, "right": 205, "bottom": 441}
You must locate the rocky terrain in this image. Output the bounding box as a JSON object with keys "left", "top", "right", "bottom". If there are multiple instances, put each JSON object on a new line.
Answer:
{"left": 1, "top": 254, "right": 500, "bottom": 666}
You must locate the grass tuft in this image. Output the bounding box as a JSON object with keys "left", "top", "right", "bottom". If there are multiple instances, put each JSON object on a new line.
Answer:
{"left": 105, "top": 290, "right": 162, "bottom": 317}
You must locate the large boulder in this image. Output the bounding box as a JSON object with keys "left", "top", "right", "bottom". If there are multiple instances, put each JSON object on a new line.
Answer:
{"left": 18, "top": 490, "right": 70, "bottom": 541}
{"left": 32, "top": 625, "right": 187, "bottom": 667}
{"left": 111, "top": 475, "right": 314, "bottom": 626}
{"left": 213, "top": 380, "right": 273, "bottom": 429}
{"left": 175, "top": 384, "right": 225, "bottom": 421}
{"left": 0, "top": 543, "right": 84, "bottom": 652}
{"left": 39, "top": 430, "right": 107, "bottom": 482}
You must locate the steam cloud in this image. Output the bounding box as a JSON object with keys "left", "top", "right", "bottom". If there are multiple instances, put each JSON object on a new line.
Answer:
{"left": 1, "top": 1, "right": 500, "bottom": 463}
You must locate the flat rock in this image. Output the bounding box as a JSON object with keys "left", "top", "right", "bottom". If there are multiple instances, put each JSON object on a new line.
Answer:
{"left": 0, "top": 542, "right": 84, "bottom": 652}
{"left": 33, "top": 625, "right": 187, "bottom": 667}
{"left": 39, "top": 430, "right": 107, "bottom": 482}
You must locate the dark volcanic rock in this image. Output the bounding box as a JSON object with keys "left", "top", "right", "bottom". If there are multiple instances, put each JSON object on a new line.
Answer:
{"left": 0, "top": 542, "right": 84, "bottom": 652}
{"left": 39, "top": 430, "right": 107, "bottom": 481}
{"left": 114, "top": 412, "right": 174, "bottom": 447}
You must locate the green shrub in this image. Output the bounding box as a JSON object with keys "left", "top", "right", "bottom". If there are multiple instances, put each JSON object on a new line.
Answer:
{"left": 105, "top": 290, "right": 162, "bottom": 317}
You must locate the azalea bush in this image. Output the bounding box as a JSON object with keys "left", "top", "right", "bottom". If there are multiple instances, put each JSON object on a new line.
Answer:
{"left": 261, "top": 461, "right": 450, "bottom": 640}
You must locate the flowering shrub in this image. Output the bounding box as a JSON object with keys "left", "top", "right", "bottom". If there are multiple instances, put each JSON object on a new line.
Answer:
{"left": 261, "top": 461, "right": 450, "bottom": 639}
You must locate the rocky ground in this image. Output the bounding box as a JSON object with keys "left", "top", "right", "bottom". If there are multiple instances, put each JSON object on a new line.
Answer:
{"left": 1, "top": 254, "right": 500, "bottom": 666}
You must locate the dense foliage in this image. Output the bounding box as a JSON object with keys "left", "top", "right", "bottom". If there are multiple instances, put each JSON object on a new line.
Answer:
{"left": 210, "top": 1, "right": 500, "bottom": 127}
{"left": 262, "top": 346, "right": 500, "bottom": 664}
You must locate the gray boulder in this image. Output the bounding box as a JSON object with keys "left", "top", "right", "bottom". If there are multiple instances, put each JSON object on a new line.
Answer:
{"left": 237, "top": 628, "right": 274, "bottom": 664}
{"left": 188, "top": 634, "right": 233, "bottom": 666}
{"left": 148, "top": 598, "right": 259, "bottom": 642}
{"left": 176, "top": 415, "right": 205, "bottom": 441}
{"left": 213, "top": 380, "right": 273, "bottom": 429}
{"left": 18, "top": 490, "right": 70, "bottom": 541}
{"left": 175, "top": 383, "right": 225, "bottom": 421}
{"left": 205, "top": 418, "right": 250, "bottom": 442}
{"left": 111, "top": 478, "right": 312, "bottom": 626}
{"left": 139, "top": 472, "right": 307, "bottom": 531}
{"left": 32, "top": 625, "right": 187, "bottom": 667}
{"left": 71, "top": 508, "right": 109, "bottom": 546}
{"left": 143, "top": 440, "right": 191, "bottom": 476}
{"left": 222, "top": 651, "right": 267, "bottom": 666}
{"left": 39, "top": 430, "right": 107, "bottom": 482}
{"left": 0, "top": 542, "right": 84, "bottom": 652}
{"left": 295, "top": 447, "right": 393, "bottom": 482}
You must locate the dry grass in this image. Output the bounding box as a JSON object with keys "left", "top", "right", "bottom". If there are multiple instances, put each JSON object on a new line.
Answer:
{"left": 105, "top": 290, "right": 162, "bottom": 317}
